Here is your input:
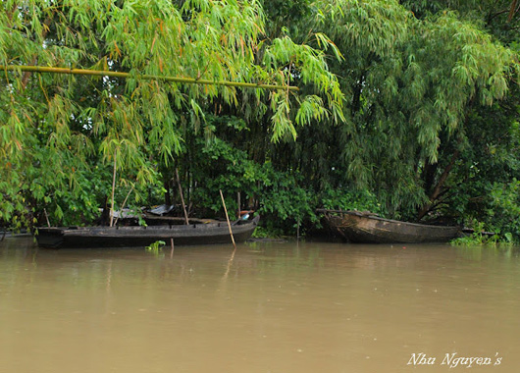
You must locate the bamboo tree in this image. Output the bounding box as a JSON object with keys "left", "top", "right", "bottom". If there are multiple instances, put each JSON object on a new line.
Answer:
{"left": 0, "top": 0, "right": 343, "bottom": 227}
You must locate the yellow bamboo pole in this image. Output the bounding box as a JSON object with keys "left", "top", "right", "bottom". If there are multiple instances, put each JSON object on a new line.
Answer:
{"left": 0, "top": 65, "right": 299, "bottom": 91}
{"left": 220, "top": 190, "right": 237, "bottom": 249}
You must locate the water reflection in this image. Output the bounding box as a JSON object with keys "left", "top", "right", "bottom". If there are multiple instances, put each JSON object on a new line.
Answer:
{"left": 1, "top": 237, "right": 520, "bottom": 372}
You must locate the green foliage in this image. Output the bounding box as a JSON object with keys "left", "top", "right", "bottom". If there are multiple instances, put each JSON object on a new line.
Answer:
{"left": 320, "top": 189, "right": 387, "bottom": 216}
{"left": 451, "top": 220, "right": 496, "bottom": 246}
{"left": 251, "top": 225, "right": 273, "bottom": 239}
{"left": 487, "top": 180, "right": 520, "bottom": 242}
{"left": 185, "top": 135, "right": 316, "bottom": 232}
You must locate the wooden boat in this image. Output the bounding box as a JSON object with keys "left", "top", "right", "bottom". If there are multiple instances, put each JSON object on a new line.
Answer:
{"left": 36, "top": 215, "right": 260, "bottom": 249}
{"left": 319, "top": 209, "right": 460, "bottom": 244}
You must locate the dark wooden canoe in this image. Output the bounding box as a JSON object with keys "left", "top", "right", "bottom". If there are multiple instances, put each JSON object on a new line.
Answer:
{"left": 320, "top": 210, "right": 460, "bottom": 244}
{"left": 36, "top": 216, "right": 260, "bottom": 249}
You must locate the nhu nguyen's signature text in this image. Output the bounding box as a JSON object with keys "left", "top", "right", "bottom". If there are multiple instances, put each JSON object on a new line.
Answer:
{"left": 407, "top": 352, "right": 502, "bottom": 368}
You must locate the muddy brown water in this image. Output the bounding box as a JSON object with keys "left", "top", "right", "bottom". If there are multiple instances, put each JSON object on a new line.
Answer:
{"left": 1, "top": 237, "right": 519, "bottom": 372}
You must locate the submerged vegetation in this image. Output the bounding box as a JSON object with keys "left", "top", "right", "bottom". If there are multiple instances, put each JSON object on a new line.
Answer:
{"left": 146, "top": 240, "right": 166, "bottom": 255}
{"left": 1, "top": 0, "right": 520, "bottom": 242}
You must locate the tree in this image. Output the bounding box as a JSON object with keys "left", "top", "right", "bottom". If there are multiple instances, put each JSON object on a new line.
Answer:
{"left": 0, "top": 0, "right": 342, "bottom": 228}
{"left": 265, "top": 0, "right": 519, "bottom": 223}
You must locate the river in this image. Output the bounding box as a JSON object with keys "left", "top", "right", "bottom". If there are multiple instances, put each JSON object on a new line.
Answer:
{"left": 1, "top": 237, "right": 519, "bottom": 372}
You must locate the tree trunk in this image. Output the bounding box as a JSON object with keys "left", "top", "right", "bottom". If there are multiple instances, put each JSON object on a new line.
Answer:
{"left": 417, "top": 150, "right": 459, "bottom": 220}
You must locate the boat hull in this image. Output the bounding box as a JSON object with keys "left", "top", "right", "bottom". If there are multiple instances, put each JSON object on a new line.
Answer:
{"left": 36, "top": 216, "right": 260, "bottom": 249}
{"left": 323, "top": 211, "right": 460, "bottom": 244}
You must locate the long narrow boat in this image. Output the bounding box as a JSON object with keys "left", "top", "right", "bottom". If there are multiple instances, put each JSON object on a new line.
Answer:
{"left": 36, "top": 216, "right": 260, "bottom": 249}
{"left": 319, "top": 209, "right": 460, "bottom": 244}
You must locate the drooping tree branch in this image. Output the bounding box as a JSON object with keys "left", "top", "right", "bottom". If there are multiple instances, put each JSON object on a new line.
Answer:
{"left": 508, "top": 0, "right": 519, "bottom": 22}
{"left": 418, "top": 149, "right": 460, "bottom": 221}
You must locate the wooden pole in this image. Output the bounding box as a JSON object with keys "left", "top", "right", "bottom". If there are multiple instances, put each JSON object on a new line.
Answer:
{"left": 170, "top": 238, "right": 175, "bottom": 258}
{"left": 113, "top": 185, "right": 135, "bottom": 226}
{"left": 0, "top": 65, "right": 299, "bottom": 91}
{"left": 220, "top": 190, "right": 237, "bottom": 249}
{"left": 43, "top": 208, "right": 51, "bottom": 228}
{"left": 175, "top": 168, "right": 189, "bottom": 225}
{"left": 109, "top": 150, "right": 117, "bottom": 227}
